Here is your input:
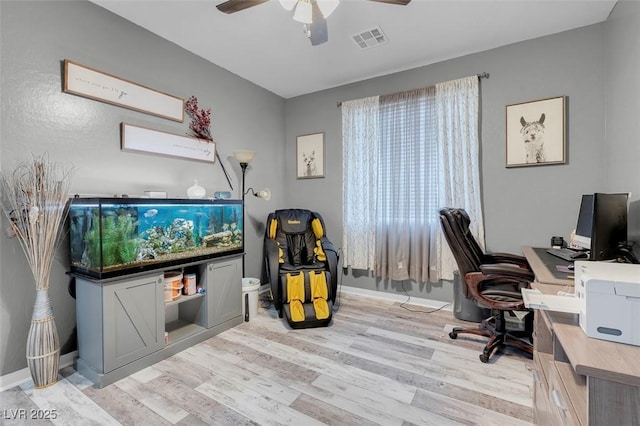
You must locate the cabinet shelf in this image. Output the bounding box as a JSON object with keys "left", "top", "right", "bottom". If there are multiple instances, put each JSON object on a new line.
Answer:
{"left": 165, "top": 320, "right": 205, "bottom": 343}
{"left": 164, "top": 292, "right": 204, "bottom": 308}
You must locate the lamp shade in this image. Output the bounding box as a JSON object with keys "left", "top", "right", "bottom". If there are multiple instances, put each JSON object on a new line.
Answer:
{"left": 255, "top": 187, "right": 272, "bottom": 201}
{"left": 233, "top": 150, "right": 256, "bottom": 164}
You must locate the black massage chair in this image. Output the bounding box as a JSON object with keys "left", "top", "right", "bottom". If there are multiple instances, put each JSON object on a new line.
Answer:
{"left": 264, "top": 209, "right": 338, "bottom": 328}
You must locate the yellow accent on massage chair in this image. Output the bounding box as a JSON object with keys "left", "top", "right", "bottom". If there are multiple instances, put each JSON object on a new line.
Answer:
{"left": 269, "top": 218, "right": 278, "bottom": 239}
{"left": 311, "top": 218, "right": 327, "bottom": 261}
{"left": 310, "top": 271, "right": 329, "bottom": 320}
{"left": 286, "top": 273, "right": 305, "bottom": 322}
{"left": 313, "top": 241, "right": 326, "bottom": 261}
{"left": 311, "top": 218, "right": 324, "bottom": 238}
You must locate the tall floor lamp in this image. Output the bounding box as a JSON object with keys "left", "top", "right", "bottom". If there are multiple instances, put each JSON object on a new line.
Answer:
{"left": 233, "top": 150, "right": 271, "bottom": 277}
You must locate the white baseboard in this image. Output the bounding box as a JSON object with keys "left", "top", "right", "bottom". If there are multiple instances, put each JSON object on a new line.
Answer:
{"left": 338, "top": 285, "right": 453, "bottom": 311}
{"left": 0, "top": 351, "right": 77, "bottom": 392}
{"left": 258, "top": 282, "right": 451, "bottom": 310}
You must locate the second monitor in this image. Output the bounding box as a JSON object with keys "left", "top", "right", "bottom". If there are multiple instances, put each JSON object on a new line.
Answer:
{"left": 572, "top": 193, "right": 629, "bottom": 261}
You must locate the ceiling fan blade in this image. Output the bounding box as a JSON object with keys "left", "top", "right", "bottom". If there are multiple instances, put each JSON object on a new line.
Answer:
{"left": 368, "top": 0, "right": 411, "bottom": 5}
{"left": 216, "top": 0, "right": 269, "bottom": 14}
{"left": 309, "top": 2, "right": 328, "bottom": 46}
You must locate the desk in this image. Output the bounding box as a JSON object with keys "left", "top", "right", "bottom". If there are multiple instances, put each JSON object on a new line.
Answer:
{"left": 522, "top": 246, "right": 574, "bottom": 286}
{"left": 523, "top": 246, "right": 640, "bottom": 425}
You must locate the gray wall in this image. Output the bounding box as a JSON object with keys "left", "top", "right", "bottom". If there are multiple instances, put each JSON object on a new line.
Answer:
{"left": 606, "top": 1, "right": 640, "bottom": 242}
{"left": 284, "top": 4, "right": 639, "bottom": 299}
{"left": 0, "top": 1, "right": 285, "bottom": 376}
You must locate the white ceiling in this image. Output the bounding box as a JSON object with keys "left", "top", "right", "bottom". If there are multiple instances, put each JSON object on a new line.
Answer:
{"left": 90, "top": 0, "right": 617, "bottom": 99}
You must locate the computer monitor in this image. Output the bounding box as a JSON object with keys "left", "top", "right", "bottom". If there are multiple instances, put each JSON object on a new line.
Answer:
{"left": 572, "top": 193, "right": 629, "bottom": 261}
{"left": 591, "top": 193, "right": 628, "bottom": 261}
{"left": 573, "top": 194, "right": 594, "bottom": 251}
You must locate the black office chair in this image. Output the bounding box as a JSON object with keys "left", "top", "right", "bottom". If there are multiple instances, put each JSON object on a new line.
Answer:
{"left": 439, "top": 208, "right": 534, "bottom": 363}
{"left": 264, "top": 209, "right": 338, "bottom": 329}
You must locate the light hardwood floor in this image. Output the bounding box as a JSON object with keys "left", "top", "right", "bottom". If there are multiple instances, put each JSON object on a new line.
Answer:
{"left": 1, "top": 291, "right": 534, "bottom": 425}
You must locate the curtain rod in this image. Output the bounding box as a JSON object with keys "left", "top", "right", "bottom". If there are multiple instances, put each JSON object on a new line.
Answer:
{"left": 336, "top": 72, "right": 490, "bottom": 108}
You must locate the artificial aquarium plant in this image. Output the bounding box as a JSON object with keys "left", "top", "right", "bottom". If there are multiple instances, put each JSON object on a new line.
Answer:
{"left": 184, "top": 95, "right": 233, "bottom": 190}
{"left": 84, "top": 212, "right": 138, "bottom": 268}
{"left": 0, "top": 154, "right": 73, "bottom": 388}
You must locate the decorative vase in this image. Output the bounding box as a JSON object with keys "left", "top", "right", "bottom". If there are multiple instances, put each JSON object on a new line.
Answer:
{"left": 26, "top": 289, "right": 60, "bottom": 388}
{"left": 187, "top": 180, "right": 206, "bottom": 199}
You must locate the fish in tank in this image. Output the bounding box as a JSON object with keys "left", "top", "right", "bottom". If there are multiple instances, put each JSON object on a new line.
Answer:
{"left": 68, "top": 198, "right": 243, "bottom": 279}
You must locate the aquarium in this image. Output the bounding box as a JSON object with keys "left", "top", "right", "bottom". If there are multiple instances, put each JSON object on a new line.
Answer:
{"left": 69, "top": 198, "right": 243, "bottom": 279}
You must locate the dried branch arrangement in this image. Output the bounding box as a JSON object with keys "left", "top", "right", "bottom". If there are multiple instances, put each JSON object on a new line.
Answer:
{"left": 184, "top": 95, "right": 234, "bottom": 190}
{"left": 1, "top": 155, "right": 73, "bottom": 290}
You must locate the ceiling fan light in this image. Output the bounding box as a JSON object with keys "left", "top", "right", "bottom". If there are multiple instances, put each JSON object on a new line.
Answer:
{"left": 317, "top": 0, "right": 339, "bottom": 18}
{"left": 293, "top": 0, "right": 313, "bottom": 24}
{"left": 279, "top": 0, "right": 297, "bottom": 11}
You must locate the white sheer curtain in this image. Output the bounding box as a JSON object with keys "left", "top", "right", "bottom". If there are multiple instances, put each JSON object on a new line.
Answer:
{"left": 435, "top": 76, "right": 484, "bottom": 280}
{"left": 341, "top": 76, "right": 483, "bottom": 282}
{"left": 341, "top": 96, "right": 379, "bottom": 271}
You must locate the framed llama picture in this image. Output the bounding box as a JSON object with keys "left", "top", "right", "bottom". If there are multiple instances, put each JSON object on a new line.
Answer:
{"left": 296, "top": 132, "right": 325, "bottom": 179}
{"left": 505, "top": 96, "right": 566, "bottom": 168}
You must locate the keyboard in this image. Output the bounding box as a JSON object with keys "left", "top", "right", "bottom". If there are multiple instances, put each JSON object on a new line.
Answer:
{"left": 546, "top": 248, "right": 589, "bottom": 262}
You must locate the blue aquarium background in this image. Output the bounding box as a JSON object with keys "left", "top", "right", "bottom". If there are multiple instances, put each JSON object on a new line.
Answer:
{"left": 68, "top": 198, "right": 243, "bottom": 279}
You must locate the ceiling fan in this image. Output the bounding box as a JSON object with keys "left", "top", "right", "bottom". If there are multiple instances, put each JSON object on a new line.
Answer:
{"left": 216, "top": 0, "right": 412, "bottom": 46}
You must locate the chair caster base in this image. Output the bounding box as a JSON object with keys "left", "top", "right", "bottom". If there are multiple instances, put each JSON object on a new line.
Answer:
{"left": 479, "top": 353, "right": 489, "bottom": 363}
{"left": 449, "top": 331, "right": 458, "bottom": 339}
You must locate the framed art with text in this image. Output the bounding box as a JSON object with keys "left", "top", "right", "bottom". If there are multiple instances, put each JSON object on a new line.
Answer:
{"left": 296, "top": 132, "right": 325, "bottom": 179}
{"left": 505, "top": 95, "right": 566, "bottom": 167}
{"left": 121, "top": 123, "right": 215, "bottom": 163}
{"left": 64, "top": 59, "right": 185, "bottom": 122}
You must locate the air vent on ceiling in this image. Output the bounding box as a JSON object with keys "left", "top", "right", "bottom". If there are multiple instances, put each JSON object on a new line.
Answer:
{"left": 352, "top": 26, "right": 388, "bottom": 49}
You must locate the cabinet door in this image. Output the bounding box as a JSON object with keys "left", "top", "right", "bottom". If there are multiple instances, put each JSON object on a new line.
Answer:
{"left": 206, "top": 258, "right": 242, "bottom": 327}
{"left": 103, "top": 274, "right": 164, "bottom": 372}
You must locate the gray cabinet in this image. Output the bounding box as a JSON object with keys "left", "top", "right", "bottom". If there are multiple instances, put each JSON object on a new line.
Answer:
{"left": 103, "top": 274, "right": 165, "bottom": 372}
{"left": 76, "top": 273, "right": 164, "bottom": 374}
{"left": 74, "top": 255, "right": 243, "bottom": 388}
{"left": 202, "top": 257, "right": 242, "bottom": 328}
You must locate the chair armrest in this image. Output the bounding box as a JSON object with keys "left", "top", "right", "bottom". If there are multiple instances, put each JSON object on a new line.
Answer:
{"left": 465, "top": 272, "right": 529, "bottom": 311}
{"left": 480, "top": 263, "right": 535, "bottom": 282}
{"left": 320, "top": 237, "right": 336, "bottom": 253}
{"left": 483, "top": 252, "right": 530, "bottom": 269}
{"left": 264, "top": 239, "right": 282, "bottom": 309}
{"left": 320, "top": 237, "right": 339, "bottom": 302}
{"left": 264, "top": 239, "right": 280, "bottom": 262}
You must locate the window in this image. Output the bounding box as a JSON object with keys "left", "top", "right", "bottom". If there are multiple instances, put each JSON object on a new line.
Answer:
{"left": 342, "top": 76, "right": 483, "bottom": 282}
{"left": 377, "top": 88, "right": 439, "bottom": 225}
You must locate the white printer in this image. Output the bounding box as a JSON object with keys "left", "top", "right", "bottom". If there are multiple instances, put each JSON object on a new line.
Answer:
{"left": 574, "top": 261, "right": 640, "bottom": 346}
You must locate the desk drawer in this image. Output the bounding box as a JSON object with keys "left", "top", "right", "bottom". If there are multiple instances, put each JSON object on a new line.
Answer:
{"left": 534, "top": 351, "right": 553, "bottom": 389}
{"left": 548, "top": 361, "right": 584, "bottom": 426}
{"left": 533, "top": 351, "right": 553, "bottom": 425}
